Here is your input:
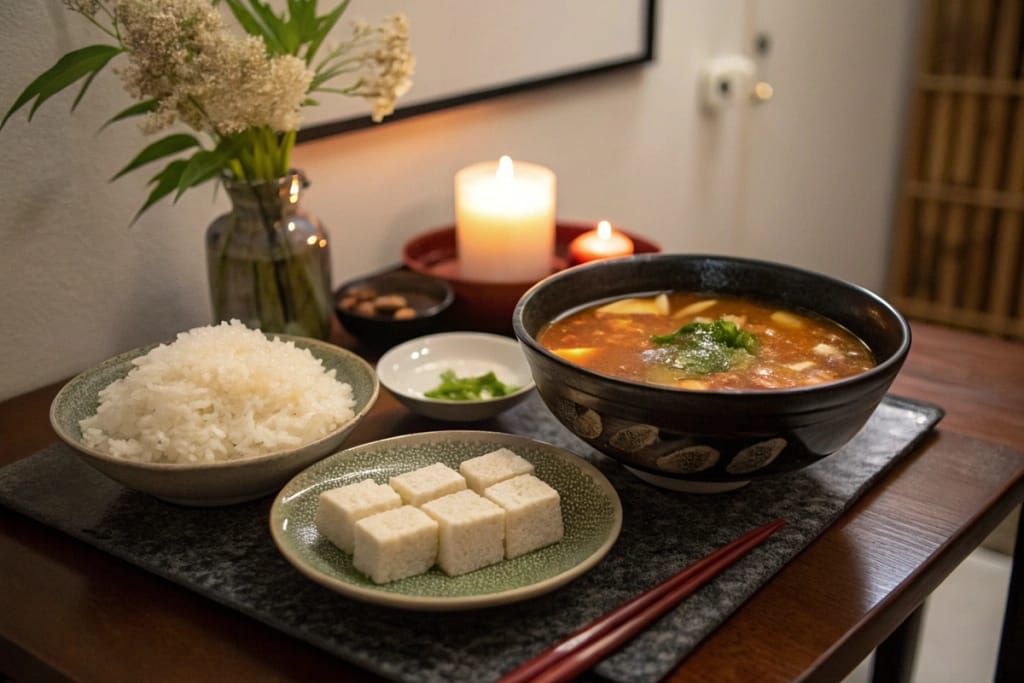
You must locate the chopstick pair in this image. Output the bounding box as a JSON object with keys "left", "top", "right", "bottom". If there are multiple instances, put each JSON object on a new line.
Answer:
{"left": 498, "top": 518, "right": 787, "bottom": 683}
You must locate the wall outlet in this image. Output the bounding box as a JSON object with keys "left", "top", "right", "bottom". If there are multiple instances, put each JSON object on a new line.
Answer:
{"left": 699, "top": 54, "right": 757, "bottom": 114}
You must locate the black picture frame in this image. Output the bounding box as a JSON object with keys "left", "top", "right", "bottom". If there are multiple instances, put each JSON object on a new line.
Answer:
{"left": 297, "top": 0, "right": 657, "bottom": 143}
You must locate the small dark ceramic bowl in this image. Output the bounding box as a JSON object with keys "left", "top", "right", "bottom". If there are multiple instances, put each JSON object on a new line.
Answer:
{"left": 512, "top": 254, "right": 911, "bottom": 492}
{"left": 334, "top": 269, "right": 454, "bottom": 348}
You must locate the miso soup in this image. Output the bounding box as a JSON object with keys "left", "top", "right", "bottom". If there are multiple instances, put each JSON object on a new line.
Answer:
{"left": 536, "top": 293, "right": 875, "bottom": 390}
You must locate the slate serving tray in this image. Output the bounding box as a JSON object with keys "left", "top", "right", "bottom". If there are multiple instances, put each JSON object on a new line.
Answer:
{"left": 0, "top": 393, "right": 942, "bottom": 683}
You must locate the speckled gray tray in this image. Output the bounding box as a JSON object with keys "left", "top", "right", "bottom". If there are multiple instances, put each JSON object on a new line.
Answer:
{"left": 0, "top": 393, "right": 941, "bottom": 683}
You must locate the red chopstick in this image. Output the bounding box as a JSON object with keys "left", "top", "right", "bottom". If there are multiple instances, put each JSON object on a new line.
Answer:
{"left": 498, "top": 519, "right": 787, "bottom": 683}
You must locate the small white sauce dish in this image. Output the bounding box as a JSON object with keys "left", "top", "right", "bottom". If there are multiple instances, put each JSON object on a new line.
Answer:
{"left": 376, "top": 332, "right": 536, "bottom": 422}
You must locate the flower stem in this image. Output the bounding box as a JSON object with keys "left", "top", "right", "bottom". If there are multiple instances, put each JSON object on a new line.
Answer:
{"left": 247, "top": 181, "right": 296, "bottom": 324}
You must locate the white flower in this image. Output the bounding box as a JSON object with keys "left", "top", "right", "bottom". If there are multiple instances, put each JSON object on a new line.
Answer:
{"left": 8, "top": 0, "right": 416, "bottom": 208}
{"left": 115, "top": 0, "right": 313, "bottom": 135}
{"left": 347, "top": 14, "right": 415, "bottom": 122}
{"left": 369, "top": 14, "right": 415, "bottom": 121}
{"left": 63, "top": 0, "right": 103, "bottom": 18}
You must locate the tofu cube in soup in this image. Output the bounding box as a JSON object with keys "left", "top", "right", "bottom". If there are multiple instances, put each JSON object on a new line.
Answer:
{"left": 389, "top": 462, "right": 466, "bottom": 506}
{"left": 352, "top": 506, "right": 439, "bottom": 584}
{"left": 459, "top": 448, "right": 535, "bottom": 494}
{"left": 485, "top": 474, "right": 564, "bottom": 559}
{"left": 316, "top": 479, "right": 402, "bottom": 553}
{"left": 421, "top": 490, "right": 506, "bottom": 576}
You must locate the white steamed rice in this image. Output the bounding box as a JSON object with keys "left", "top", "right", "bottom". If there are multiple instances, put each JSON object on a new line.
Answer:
{"left": 79, "top": 320, "right": 356, "bottom": 464}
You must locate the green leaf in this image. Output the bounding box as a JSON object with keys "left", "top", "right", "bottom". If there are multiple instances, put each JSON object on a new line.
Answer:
{"left": 100, "top": 100, "right": 158, "bottom": 130}
{"left": 284, "top": 0, "right": 326, "bottom": 54}
{"left": 287, "top": 0, "right": 316, "bottom": 33}
{"left": 221, "top": 0, "right": 349, "bottom": 62}
{"left": 246, "top": 0, "right": 293, "bottom": 55}
{"left": 71, "top": 69, "right": 101, "bottom": 111}
{"left": 263, "top": 2, "right": 301, "bottom": 55}
{"left": 305, "top": 0, "right": 350, "bottom": 64}
{"left": 133, "top": 159, "right": 189, "bottom": 223}
{"left": 111, "top": 134, "right": 201, "bottom": 181}
{"left": 2, "top": 44, "right": 122, "bottom": 129}
{"left": 310, "top": 61, "right": 357, "bottom": 92}
{"left": 175, "top": 148, "right": 229, "bottom": 199}
{"left": 220, "top": 0, "right": 265, "bottom": 37}
{"left": 218, "top": 0, "right": 285, "bottom": 54}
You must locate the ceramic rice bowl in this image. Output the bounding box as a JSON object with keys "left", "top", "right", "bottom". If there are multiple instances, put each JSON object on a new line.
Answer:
{"left": 512, "top": 254, "right": 911, "bottom": 493}
{"left": 50, "top": 335, "right": 379, "bottom": 506}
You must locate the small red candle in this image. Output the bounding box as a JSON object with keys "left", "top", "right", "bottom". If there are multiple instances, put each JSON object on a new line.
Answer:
{"left": 568, "top": 220, "right": 635, "bottom": 265}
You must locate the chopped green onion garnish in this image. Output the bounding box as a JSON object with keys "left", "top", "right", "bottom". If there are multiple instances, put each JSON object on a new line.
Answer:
{"left": 424, "top": 370, "right": 518, "bottom": 401}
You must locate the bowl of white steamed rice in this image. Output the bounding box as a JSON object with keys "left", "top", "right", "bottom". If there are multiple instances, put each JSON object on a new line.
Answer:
{"left": 50, "top": 321, "right": 379, "bottom": 506}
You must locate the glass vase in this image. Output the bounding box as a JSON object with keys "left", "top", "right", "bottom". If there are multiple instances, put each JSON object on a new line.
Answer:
{"left": 205, "top": 170, "right": 332, "bottom": 339}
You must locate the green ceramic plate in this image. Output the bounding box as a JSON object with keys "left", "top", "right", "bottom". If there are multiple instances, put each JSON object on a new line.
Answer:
{"left": 270, "top": 430, "right": 622, "bottom": 611}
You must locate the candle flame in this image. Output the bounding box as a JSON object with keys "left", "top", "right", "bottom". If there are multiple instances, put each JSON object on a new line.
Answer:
{"left": 496, "top": 155, "right": 514, "bottom": 182}
{"left": 597, "top": 220, "right": 612, "bottom": 240}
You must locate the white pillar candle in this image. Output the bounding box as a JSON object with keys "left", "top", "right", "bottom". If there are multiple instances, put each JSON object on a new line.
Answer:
{"left": 455, "top": 156, "right": 556, "bottom": 282}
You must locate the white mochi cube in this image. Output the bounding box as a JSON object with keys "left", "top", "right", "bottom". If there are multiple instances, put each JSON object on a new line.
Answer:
{"left": 352, "top": 506, "right": 439, "bottom": 584}
{"left": 421, "top": 490, "right": 506, "bottom": 576}
{"left": 459, "top": 448, "right": 535, "bottom": 494}
{"left": 389, "top": 462, "right": 466, "bottom": 506}
{"left": 316, "top": 479, "right": 402, "bottom": 553}
{"left": 485, "top": 474, "right": 564, "bottom": 559}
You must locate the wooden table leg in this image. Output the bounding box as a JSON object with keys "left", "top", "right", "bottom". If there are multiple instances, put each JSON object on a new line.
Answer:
{"left": 995, "top": 517, "right": 1023, "bottom": 683}
{"left": 871, "top": 605, "right": 924, "bottom": 683}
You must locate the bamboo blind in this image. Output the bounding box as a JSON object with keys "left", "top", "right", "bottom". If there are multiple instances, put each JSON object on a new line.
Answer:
{"left": 887, "top": 0, "right": 1024, "bottom": 339}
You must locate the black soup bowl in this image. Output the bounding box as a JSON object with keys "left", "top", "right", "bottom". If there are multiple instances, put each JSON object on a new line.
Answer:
{"left": 512, "top": 254, "right": 911, "bottom": 493}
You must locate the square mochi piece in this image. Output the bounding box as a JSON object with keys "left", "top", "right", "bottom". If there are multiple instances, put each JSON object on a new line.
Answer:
{"left": 389, "top": 462, "right": 466, "bottom": 506}
{"left": 315, "top": 479, "right": 403, "bottom": 553}
{"left": 352, "top": 505, "right": 439, "bottom": 584}
{"left": 420, "top": 489, "right": 506, "bottom": 576}
{"left": 459, "top": 448, "right": 535, "bottom": 494}
{"left": 485, "top": 474, "right": 564, "bottom": 559}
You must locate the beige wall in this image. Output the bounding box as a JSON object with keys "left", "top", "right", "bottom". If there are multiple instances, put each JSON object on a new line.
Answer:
{"left": 0, "top": 1, "right": 919, "bottom": 400}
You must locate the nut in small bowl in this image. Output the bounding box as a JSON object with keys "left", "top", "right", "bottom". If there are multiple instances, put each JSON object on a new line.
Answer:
{"left": 376, "top": 332, "right": 536, "bottom": 422}
{"left": 335, "top": 269, "right": 454, "bottom": 348}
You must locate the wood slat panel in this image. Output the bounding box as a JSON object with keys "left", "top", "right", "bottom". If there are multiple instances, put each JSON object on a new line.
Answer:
{"left": 936, "top": 0, "right": 992, "bottom": 311}
{"left": 960, "top": 0, "right": 1017, "bottom": 310}
{"left": 887, "top": 0, "right": 1024, "bottom": 340}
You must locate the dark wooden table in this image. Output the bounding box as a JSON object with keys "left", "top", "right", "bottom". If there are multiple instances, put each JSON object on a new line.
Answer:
{"left": 1, "top": 321, "right": 1022, "bottom": 683}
